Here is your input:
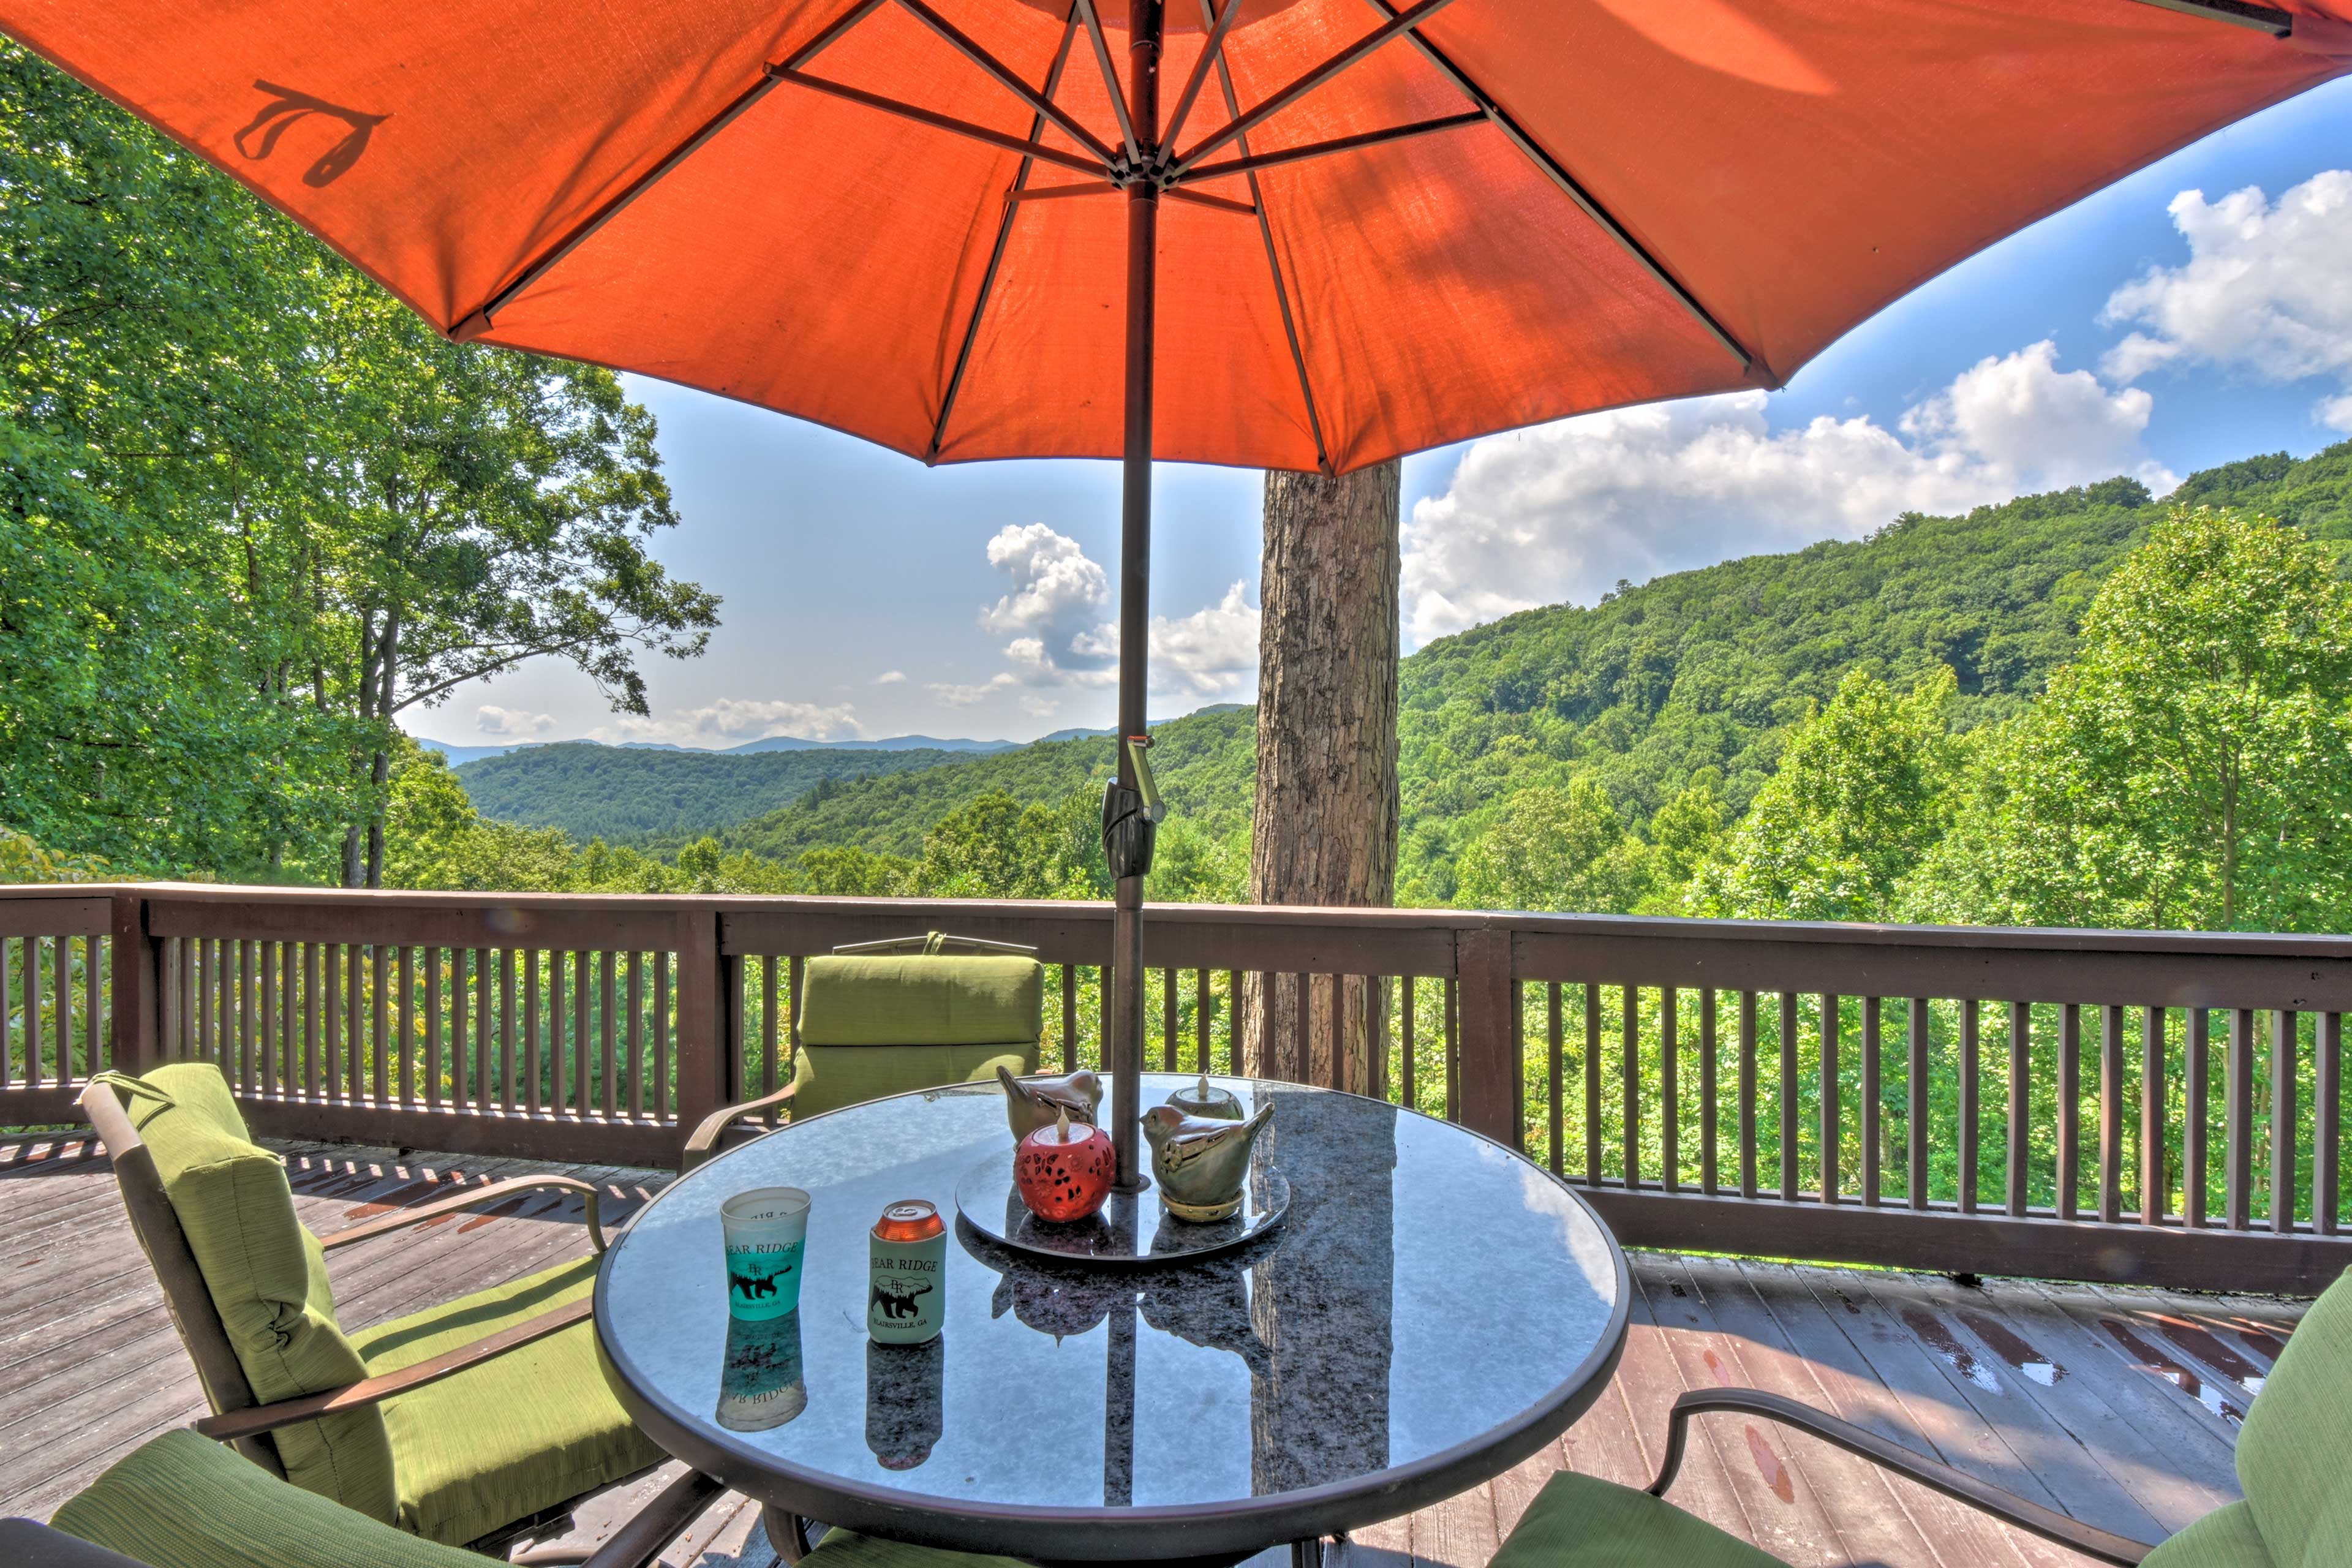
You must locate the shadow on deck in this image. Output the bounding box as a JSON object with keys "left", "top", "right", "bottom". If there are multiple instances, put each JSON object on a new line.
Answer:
{"left": 0, "top": 1136, "right": 2296, "bottom": 1567}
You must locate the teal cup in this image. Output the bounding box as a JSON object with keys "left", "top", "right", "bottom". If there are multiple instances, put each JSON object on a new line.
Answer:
{"left": 721, "top": 1186, "right": 810, "bottom": 1321}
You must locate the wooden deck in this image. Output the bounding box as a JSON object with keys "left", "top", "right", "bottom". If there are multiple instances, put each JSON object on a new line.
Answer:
{"left": 0, "top": 1135, "right": 2303, "bottom": 1568}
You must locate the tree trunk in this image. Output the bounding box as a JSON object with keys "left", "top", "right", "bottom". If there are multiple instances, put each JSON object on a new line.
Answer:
{"left": 1245, "top": 462, "right": 1401, "bottom": 1096}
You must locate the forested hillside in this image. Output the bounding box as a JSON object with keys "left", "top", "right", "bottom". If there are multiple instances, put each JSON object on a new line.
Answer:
{"left": 455, "top": 742, "right": 964, "bottom": 840}
{"left": 655, "top": 444, "right": 2352, "bottom": 902}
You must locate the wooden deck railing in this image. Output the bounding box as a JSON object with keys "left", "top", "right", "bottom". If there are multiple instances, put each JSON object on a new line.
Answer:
{"left": 6, "top": 883, "right": 2348, "bottom": 1292}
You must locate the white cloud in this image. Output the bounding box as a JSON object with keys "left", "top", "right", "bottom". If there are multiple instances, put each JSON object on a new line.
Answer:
{"left": 874, "top": 669, "right": 907, "bottom": 685}
{"left": 593, "top": 698, "right": 864, "bottom": 746}
{"left": 475, "top": 704, "right": 556, "bottom": 737}
{"left": 2101, "top": 170, "right": 2352, "bottom": 430}
{"left": 1401, "top": 341, "right": 2173, "bottom": 646}
{"left": 961, "top": 524, "right": 1260, "bottom": 705}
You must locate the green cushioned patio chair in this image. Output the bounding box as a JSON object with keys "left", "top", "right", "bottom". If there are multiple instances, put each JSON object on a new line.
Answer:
{"left": 7, "top": 1428, "right": 722, "bottom": 1568}
{"left": 682, "top": 933, "right": 1044, "bottom": 1170}
{"left": 77, "top": 1065, "right": 668, "bottom": 1553}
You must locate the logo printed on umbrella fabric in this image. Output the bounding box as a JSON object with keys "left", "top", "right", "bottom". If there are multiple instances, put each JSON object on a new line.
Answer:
{"left": 234, "top": 80, "right": 386, "bottom": 186}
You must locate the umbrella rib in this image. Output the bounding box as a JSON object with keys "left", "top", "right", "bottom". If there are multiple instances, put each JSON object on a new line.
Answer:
{"left": 773, "top": 70, "right": 1109, "bottom": 178}
{"left": 1158, "top": 0, "right": 1249, "bottom": 163}
{"left": 1163, "top": 0, "right": 1467, "bottom": 180}
{"left": 1358, "top": 0, "right": 1764, "bottom": 380}
{"left": 1199, "top": 0, "right": 1332, "bottom": 475}
{"left": 1176, "top": 110, "right": 1485, "bottom": 183}
{"left": 1074, "top": 0, "right": 1143, "bottom": 168}
{"left": 450, "top": 0, "right": 886, "bottom": 335}
{"left": 893, "top": 0, "right": 1123, "bottom": 169}
{"left": 2128, "top": 0, "right": 2293, "bottom": 34}
{"left": 930, "top": 3, "right": 1093, "bottom": 463}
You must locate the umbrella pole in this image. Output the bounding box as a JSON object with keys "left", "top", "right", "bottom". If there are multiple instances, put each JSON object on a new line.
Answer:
{"left": 1110, "top": 0, "right": 1164, "bottom": 1196}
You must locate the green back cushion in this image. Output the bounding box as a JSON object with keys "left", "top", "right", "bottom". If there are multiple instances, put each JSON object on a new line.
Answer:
{"left": 2234, "top": 1267, "right": 2352, "bottom": 1568}
{"left": 52, "top": 1428, "right": 480, "bottom": 1568}
{"left": 126, "top": 1064, "right": 397, "bottom": 1522}
{"left": 790, "top": 955, "right": 1043, "bottom": 1119}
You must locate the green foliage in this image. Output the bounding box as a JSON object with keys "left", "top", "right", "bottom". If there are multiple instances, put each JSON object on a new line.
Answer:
{"left": 0, "top": 42, "right": 712, "bottom": 885}
{"left": 1689, "top": 667, "right": 1959, "bottom": 921}
{"left": 0, "top": 826, "right": 108, "bottom": 885}
{"left": 1902, "top": 505, "right": 2352, "bottom": 932}
{"left": 454, "top": 743, "right": 967, "bottom": 842}
{"left": 1455, "top": 778, "right": 1651, "bottom": 913}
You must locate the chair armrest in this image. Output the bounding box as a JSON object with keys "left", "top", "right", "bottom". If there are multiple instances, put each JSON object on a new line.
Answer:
{"left": 682, "top": 1083, "right": 798, "bottom": 1172}
{"left": 191, "top": 1298, "right": 593, "bottom": 1442}
{"left": 322, "top": 1175, "right": 606, "bottom": 1254}
{"left": 1648, "top": 1387, "right": 2156, "bottom": 1567}
{"left": 0, "top": 1520, "right": 155, "bottom": 1568}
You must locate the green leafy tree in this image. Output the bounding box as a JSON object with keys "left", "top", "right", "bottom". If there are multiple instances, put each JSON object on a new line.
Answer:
{"left": 916, "top": 789, "right": 1110, "bottom": 901}
{"left": 1904, "top": 507, "right": 2352, "bottom": 930}
{"left": 1455, "top": 778, "right": 1652, "bottom": 913}
{"left": 1688, "top": 667, "right": 1958, "bottom": 921}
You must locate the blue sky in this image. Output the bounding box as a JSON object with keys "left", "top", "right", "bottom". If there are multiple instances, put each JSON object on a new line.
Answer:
{"left": 428, "top": 76, "right": 2352, "bottom": 752}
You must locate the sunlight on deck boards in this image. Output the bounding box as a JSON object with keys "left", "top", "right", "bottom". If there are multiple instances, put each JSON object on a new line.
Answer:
{"left": 0, "top": 1135, "right": 2299, "bottom": 1567}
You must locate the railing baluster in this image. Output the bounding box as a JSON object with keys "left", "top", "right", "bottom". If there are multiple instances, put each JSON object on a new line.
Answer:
{"left": 2, "top": 938, "right": 17, "bottom": 1088}
{"left": 195, "top": 937, "right": 212, "bottom": 1068}
{"left": 522, "top": 949, "right": 541, "bottom": 1114}
{"left": 2227, "top": 1006, "right": 2253, "bottom": 1230}
{"left": 1430, "top": 973, "right": 1449, "bottom": 1123}
{"left": 86, "top": 934, "right": 106, "bottom": 1083}
{"left": 657, "top": 950, "right": 676, "bottom": 1118}
{"left": 1547, "top": 982, "right": 1564, "bottom": 1177}
{"left": 1956, "top": 999, "right": 1977, "bottom": 1214}
{"left": 426, "top": 948, "right": 444, "bottom": 1109}
{"left": 2057, "top": 1003, "right": 2081, "bottom": 1221}
{"left": 2272, "top": 1008, "right": 2298, "bottom": 1235}
{"left": 1585, "top": 984, "right": 1604, "bottom": 1183}
{"left": 1738, "top": 990, "right": 1758, "bottom": 1199}
{"left": 2185, "top": 1007, "right": 2210, "bottom": 1227}
{"left": 2141, "top": 1006, "right": 2166, "bottom": 1226}
{"left": 2007, "top": 1001, "right": 2030, "bottom": 1218}
{"left": 397, "top": 945, "right": 416, "bottom": 1106}
{"left": 236, "top": 938, "right": 252, "bottom": 1091}
{"left": 1227, "top": 969, "right": 1243, "bottom": 1077}
{"left": 788, "top": 954, "right": 805, "bottom": 1087}
{"left": 1862, "top": 997, "right": 1881, "bottom": 1207}
{"left": 451, "top": 948, "right": 470, "bottom": 1106}
{"left": 760, "top": 955, "right": 780, "bottom": 1098}
{"left": 1781, "top": 992, "right": 1800, "bottom": 1202}
{"left": 260, "top": 941, "right": 278, "bottom": 1095}
{"left": 2098, "top": 1003, "right": 2123, "bottom": 1224}
{"left": 1400, "top": 974, "right": 1416, "bottom": 1108}
{"left": 1294, "top": 971, "right": 1313, "bottom": 1088}
{"left": 323, "top": 943, "right": 342, "bottom": 1099}
{"left": 600, "top": 949, "right": 617, "bottom": 1119}
{"left": 628, "top": 951, "right": 647, "bottom": 1118}
{"left": 1907, "top": 997, "right": 1929, "bottom": 1210}
{"left": 1060, "top": 964, "right": 1077, "bottom": 1072}
{"left": 1823, "top": 993, "right": 1842, "bottom": 1206}
{"left": 1700, "top": 989, "right": 1720, "bottom": 1196}
{"left": 1621, "top": 985, "right": 1640, "bottom": 1189}
{"left": 303, "top": 944, "right": 322, "bottom": 1099}
{"left": 1166, "top": 968, "right": 1185, "bottom": 1081}
{"left": 1195, "top": 968, "right": 1212, "bottom": 1076}
{"left": 723, "top": 954, "right": 747, "bottom": 1107}
{"left": 473, "top": 949, "right": 492, "bottom": 1109}
{"left": 25, "top": 937, "right": 43, "bottom": 1087}
{"left": 2314, "top": 1020, "right": 2333, "bottom": 1241}
{"left": 1660, "top": 986, "right": 1679, "bottom": 1193}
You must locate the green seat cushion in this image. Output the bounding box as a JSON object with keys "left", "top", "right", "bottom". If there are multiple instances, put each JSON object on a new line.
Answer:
{"left": 788, "top": 1042, "right": 1037, "bottom": 1120}
{"left": 120, "top": 1065, "right": 394, "bottom": 1523}
{"left": 1490, "top": 1471, "right": 1783, "bottom": 1568}
{"left": 50, "top": 1429, "right": 481, "bottom": 1568}
{"left": 353, "top": 1255, "right": 664, "bottom": 1547}
{"left": 797, "top": 956, "right": 1043, "bottom": 1048}
{"left": 800, "top": 1528, "right": 1033, "bottom": 1568}
{"left": 2144, "top": 1501, "right": 2276, "bottom": 1568}
{"left": 2233, "top": 1266, "right": 2352, "bottom": 1568}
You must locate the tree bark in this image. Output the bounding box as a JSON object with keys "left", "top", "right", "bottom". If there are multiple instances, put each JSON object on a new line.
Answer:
{"left": 1245, "top": 462, "right": 1401, "bottom": 1095}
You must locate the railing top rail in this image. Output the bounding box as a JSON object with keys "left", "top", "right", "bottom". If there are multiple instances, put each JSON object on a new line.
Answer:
{"left": 6, "top": 884, "right": 2346, "bottom": 964}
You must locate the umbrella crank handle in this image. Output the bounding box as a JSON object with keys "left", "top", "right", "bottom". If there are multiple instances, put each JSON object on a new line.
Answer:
{"left": 1101, "top": 735, "right": 1165, "bottom": 880}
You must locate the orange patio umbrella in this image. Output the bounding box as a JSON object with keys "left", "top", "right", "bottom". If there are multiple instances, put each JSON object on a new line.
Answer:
{"left": 8, "top": 0, "right": 2346, "bottom": 1186}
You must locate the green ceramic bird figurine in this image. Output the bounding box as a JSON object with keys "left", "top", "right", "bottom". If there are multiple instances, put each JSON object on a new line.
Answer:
{"left": 1141, "top": 1101, "right": 1274, "bottom": 1222}
{"left": 997, "top": 1063, "right": 1103, "bottom": 1140}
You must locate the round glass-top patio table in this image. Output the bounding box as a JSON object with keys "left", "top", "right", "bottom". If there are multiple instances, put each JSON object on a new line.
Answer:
{"left": 595, "top": 1074, "right": 1629, "bottom": 1566}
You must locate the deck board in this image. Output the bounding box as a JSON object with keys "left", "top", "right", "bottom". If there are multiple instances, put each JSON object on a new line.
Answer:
{"left": 0, "top": 1136, "right": 2305, "bottom": 1566}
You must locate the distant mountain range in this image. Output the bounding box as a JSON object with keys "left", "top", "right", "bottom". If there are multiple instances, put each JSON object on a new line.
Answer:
{"left": 414, "top": 731, "right": 1025, "bottom": 767}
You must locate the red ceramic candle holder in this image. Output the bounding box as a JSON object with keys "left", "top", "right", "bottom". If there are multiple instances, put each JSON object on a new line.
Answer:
{"left": 1014, "top": 1110, "right": 1115, "bottom": 1223}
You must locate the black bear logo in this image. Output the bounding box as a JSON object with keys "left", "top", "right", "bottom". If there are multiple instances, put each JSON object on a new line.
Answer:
{"left": 870, "top": 1280, "right": 934, "bottom": 1321}
{"left": 235, "top": 80, "right": 387, "bottom": 187}
{"left": 731, "top": 1267, "right": 782, "bottom": 1299}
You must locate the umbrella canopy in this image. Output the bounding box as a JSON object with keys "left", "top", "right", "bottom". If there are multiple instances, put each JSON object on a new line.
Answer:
{"left": 8, "top": 0, "right": 2346, "bottom": 1187}
{"left": 6, "top": 0, "right": 2346, "bottom": 477}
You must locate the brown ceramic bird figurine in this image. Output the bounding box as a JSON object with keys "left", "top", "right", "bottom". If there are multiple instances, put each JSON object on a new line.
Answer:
{"left": 997, "top": 1063, "right": 1103, "bottom": 1140}
{"left": 1141, "top": 1101, "right": 1273, "bottom": 1222}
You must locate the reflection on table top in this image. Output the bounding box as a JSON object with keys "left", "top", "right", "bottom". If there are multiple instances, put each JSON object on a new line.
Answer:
{"left": 598, "top": 1074, "right": 1623, "bottom": 1522}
